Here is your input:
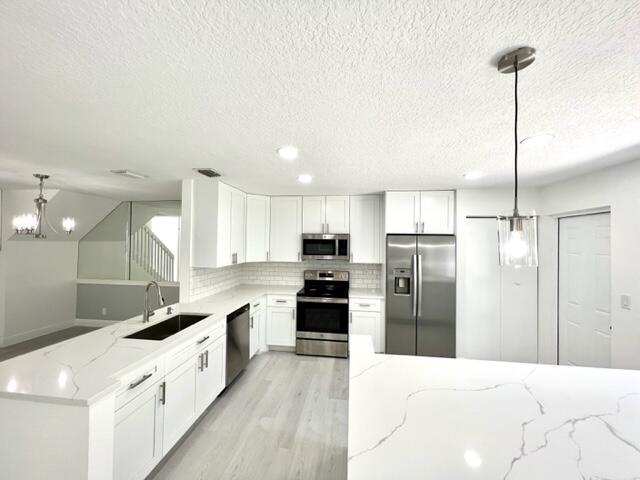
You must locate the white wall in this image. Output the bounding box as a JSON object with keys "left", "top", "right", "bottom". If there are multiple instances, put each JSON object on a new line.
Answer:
{"left": 538, "top": 158, "right": 640, "bottom": 369}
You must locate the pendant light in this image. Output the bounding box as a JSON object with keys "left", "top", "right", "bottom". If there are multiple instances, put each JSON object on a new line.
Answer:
{"left": 496, "top": 47, "right": 538, "bottom": 267}
{"left": 12, "top": 174, "right": 76, "bottom": 239}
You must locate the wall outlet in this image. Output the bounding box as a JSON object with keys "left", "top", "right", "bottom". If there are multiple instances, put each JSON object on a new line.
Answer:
{"left": 621, "top": 295, "right": 632, "bottom": 310}
{"left": 101, "top": 307, "right": 108, "bottom": 316}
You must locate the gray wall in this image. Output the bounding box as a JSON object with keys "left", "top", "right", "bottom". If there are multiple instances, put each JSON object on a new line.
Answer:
{"left": 76, "top": 283, "right": 180, "bottom": 321}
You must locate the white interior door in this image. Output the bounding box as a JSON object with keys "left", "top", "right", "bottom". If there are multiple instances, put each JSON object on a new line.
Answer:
{"left": 559, "top": 213, "right": 611, "bottom": 367}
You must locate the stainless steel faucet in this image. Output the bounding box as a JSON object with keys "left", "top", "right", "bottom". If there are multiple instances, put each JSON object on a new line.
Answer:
{"left": 143, "top": 281, "right": 165, "bottom": 323}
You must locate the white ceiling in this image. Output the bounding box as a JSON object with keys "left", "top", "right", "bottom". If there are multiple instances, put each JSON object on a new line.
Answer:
{"left": 1, "top": 1, "right": 639, "bottom": 199}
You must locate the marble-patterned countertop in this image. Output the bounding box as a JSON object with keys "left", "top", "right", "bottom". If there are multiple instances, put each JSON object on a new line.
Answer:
{"left": 349, "top": 288, "right": 384, "bottom": 299}
{"left": 348, "top": 335, "right": 640, "bottom": 479}
{"left": 0, "top": 284, "right": 300, "bottom": 406}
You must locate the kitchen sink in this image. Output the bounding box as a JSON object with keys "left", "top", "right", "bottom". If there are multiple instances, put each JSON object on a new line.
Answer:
{"left": 125, "top": 314, "right": 209, "bottom": 341}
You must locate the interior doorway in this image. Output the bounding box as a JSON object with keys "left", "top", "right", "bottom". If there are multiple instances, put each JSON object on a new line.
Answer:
{"left": 558, "top": 212, "right": 611, "bottom": 367}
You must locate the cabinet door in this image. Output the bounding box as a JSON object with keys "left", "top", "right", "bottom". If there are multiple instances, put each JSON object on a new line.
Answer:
{"left": 420, "top": 191, "right": 454, "bottom": 234}
{"left": 246, "top": 195, "right": 270, "bottom": 262}
{"left": 162, "top": 359, "right": 197, "bottom": 453}
{"left": 325, "top": 196, "right": 350, "bottom": 233}
{"left": 113, "top": 380, "right": 164, "bottom": 480}
{"left": 302, "top": 196, "right": 325, "bottom": 233}
{"left": 231, "top": 189, "right": 246, "bottom": 264}
{"left": 270, "top": 196, "right": 302, "bottom": 262}
{"left": 216, "top": 184, "right": 233, "bottom": 267}
{"left": 350, "top": 311, "right": 381, "bottom": 352}
{"left": 249, "top": 308, "right": 261, "bottom": 358}
{"left": 196, "top": 336, "right": 226, "bottom": 414}
{"left": 385, "top": 192, "right": 420, "bottom": 233}
{"left": 350, "top": 195, "right": 380, "bottom": 263}
{"left": 267, "top": 306, "right": 296, "bottom": 346}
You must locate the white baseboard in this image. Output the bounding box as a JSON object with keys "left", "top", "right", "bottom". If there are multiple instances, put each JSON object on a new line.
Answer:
{"left": 75, "top": 318, "right": 119, "bottom": 328}
{"left": 0, "top": 320, "right": 75, "bottom": 347}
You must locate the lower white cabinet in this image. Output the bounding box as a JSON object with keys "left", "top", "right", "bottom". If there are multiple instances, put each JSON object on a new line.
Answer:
{"left": 267, "top": 306, "right": 296, "bottom": 347}
{"left": 195, "top": 336, "right": 226, "bottom": 414}
{"left": 349, "top": 297, "right": 383, "bottom": 353}
{"left": 250, "top": 300, "right": 265, "bottom": 358}
{"left": 113, "top": 379, "right": 164, "bottom": 480}
{"left": 162, "top": 358, "right": 198, "bottom": 453}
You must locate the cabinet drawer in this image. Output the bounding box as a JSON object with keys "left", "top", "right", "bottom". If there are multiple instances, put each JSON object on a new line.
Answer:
{"left": 164, "top": 322, "right": 225, "bottom": 374}
{"left": 349, "top": 298, "right": 381, "bottom": 312}
{"left": 115, "top": 361, "right": 164, "bottom": 411}
{"left": 267, "top": 295, "right": 296, "bottom": 308}
{"left": 250, "top": 296, "right": 265, "bottom": 312}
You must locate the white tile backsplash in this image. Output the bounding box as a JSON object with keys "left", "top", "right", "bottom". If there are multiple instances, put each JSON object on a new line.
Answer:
{"left": 190, "top": 262, "right": 382, "bottom": 300}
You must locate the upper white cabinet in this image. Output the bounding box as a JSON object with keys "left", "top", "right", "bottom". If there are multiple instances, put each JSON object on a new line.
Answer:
{"left": 270, "top": 196, "right": 302, "bottom": 262}
{"left": 302, "top": 195, "right": 349, "bottom": 233}
{"left": 385, "top": 191, "right": 454, "bottom": 234}
{"left": 191, "top": 180, "right": 246, "bottom": 268}
{"left": 246, "top": 195, "right": 270, "bottom": 262}
{"left": 350, "top": 195, "right": 381, "bottom": 263}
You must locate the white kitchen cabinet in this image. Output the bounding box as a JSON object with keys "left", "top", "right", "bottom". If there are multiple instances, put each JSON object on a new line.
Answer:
{"left": 195, "top": 336, "right": 226, "bottom": 415}
{"left": 302, "top": 196, "right": 325, "bottom": 233}
{"left": 302, "top": 195, "right": 350, "bottom": 234}
{"left": 250, "top": 299, "right": 264, "bottom": 358}
{"left": 385, "top": 190, "right": 454, "bottom": 234}
{"left": 231, "top": 188, "right": 246, "bottom": 264}
{"left": 350, "top": 311, "right": 380, "bottom": 351}
{"left": 267, "top": 306, "right": 296, "bottom": 347}
{"left": 420, "top": 191, "right": 454, "bottom": 234}
{"left": 385, "top": 191, "right": 420, "bottom": 233}
{"left": 113, "top": 380, "right": 164, "bottom": 480}
{"left": 350, "top": 195, "right": 381, "bottom": 263}
{"left": 270, "top": 196, "right": 302, "bottom": 262}
{"left": 162, "top": 359, "right": 197, "bottom": 453}
{"left": 191, "top": 180, "right": 247, "bottom": 268}
{"left": 246, "top": 195, "right": 270, "bottom": 262}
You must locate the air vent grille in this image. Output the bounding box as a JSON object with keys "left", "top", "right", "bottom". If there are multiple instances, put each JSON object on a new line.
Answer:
{"left": 194, "top": 168, "right": 221, "bottom": 178}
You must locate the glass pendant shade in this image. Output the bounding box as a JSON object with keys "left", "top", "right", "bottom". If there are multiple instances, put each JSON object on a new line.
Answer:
{"left": 497, "top": 214, "right": 538, "bottom": 267}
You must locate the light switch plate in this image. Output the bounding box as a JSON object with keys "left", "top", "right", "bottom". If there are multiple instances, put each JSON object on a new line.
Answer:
{"left": 621, "top": 295, "right": 632, "bottom": 310}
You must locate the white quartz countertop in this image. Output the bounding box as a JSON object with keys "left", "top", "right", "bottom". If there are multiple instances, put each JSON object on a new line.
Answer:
{"left": 349, "top": 288, "right": 384, "bottom": 299}
{"left": 348, "top": 336, "right": 640, "bottom": 479}
{"left": 0, "top": 283, "right": 300, "bottom": 406}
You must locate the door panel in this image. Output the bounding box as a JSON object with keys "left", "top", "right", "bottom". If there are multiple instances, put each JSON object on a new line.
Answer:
{"left": 270, "top": 197, "right": 302, "bottom": 262}
{"left": 325, "top": 196, "right": 350, "bottom": 233}
{"left": 196, "top": 337, "right": 225, "bottom": 414}
{"left": 231, "top": 189, "right": 246, "bottom": 264}
{"left": 302, "top": 196, "right": 325, "bottom": 233}
{"left": 559, "top": 213, "right": 611, "bottom": 367}
{"left": 420, "top": 191, "right": 454, "bottom": 234}
{"left": 417, "top": 235, "right": 456, "bottom": 357}
{"left": 385, "top": 192, "right": 419, "bottom": 234}
{"left": 385, "top": 235, "right": 417, "bottom": 355}
{"left": 246, "top": 195, "right": 270, "bottom": 262}
{"left": 162, "top": 359, "right": 197, "bottom": 453}
{"left": 216, "top": 185, "right": 232, "bottom": 267}
{"left": 350, "top": 195, "right": 381, "bottom": 263}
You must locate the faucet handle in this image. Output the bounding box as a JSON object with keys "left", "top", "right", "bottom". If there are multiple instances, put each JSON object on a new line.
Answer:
{"left": 166, "top": 306, "right": 174, "bottom": 315}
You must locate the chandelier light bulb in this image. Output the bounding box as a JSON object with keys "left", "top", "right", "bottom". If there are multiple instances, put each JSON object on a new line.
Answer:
{"left": 12, "top": 213, "right": 38, "bottom": 234}
{"left": 62, "top": 217, "right": 76, "bottom": 234}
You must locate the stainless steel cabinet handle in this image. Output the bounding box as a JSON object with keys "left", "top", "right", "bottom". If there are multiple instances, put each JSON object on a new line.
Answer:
{"left": 266, "top": 251, "right": 269, "bottom": 262}
{"left": 421, "top": 222, "right": 425, "bottom": 233}
{"left": 415, "top": 222, "right": 419, "bottom": 233}
{"left": 253, "top": 302, "right": 260, "bottom": 308}
{"left": 129, "top": 373, "right": 152, "bottom": 390}
{"left": 298, "top": 251, "right": 301, "bottom": 261}
{"left": 204, "top": 350, "right": 209, "bottom": 369}
{"left": 292, "top": 309, "right": 295, "bottom": 320}
{"left": 275, "top": 299, "right": 286, "bottom": 303}
{"left": 349, "top": 312, "right": 353, "bottom": 324}
{"left": 250, "top": 315, "right": 254, "bottom": 328}
{"left": 326, "top": 223, "right": 329, "bottom": 233}
{"left": 350, "top": 252, "right": 353, "bottom": 262}
{"left": 198, "top": 353, "right": 204, "bottom": 371}
{"left": 160, "top": 381, "right": 166, "bottom": 405}
{"left": 359, "top": 303, "right": 371, "bottom": 307}
{"left": 197, "top": 335, "right": 210, "bottom": 345}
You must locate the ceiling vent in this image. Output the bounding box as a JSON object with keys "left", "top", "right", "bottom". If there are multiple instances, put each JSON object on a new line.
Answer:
{"left": 194, "top": 168, "right": 221, "bottom": 178}
{"left": 110, "top": 169, "right": 147, "bottom": 179}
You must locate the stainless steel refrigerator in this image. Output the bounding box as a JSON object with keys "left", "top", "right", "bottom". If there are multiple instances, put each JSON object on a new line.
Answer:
{"left": 386, "top": 235, "right": 456, "bottom": 357}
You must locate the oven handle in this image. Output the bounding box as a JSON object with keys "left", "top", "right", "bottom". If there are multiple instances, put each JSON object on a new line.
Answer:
{"left": 297, "top": 296, "right": 349, "bottom": 305}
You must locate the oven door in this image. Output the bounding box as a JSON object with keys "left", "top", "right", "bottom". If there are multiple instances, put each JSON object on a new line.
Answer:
{"left": 296, "top": 297, "right": 349, "bottom": 340}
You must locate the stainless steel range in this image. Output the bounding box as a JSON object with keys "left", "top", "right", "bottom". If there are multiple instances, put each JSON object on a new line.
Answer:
{"left": 296, "top": 270, "right": 349, "bottom": 358}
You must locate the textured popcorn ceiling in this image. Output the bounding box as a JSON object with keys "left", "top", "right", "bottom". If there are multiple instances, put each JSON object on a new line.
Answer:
{"left": 1, "top": 1, "right": 639, "bottom": 198}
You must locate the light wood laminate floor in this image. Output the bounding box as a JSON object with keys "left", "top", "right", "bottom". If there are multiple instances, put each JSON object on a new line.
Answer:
{"left": 149, "top": 351, "right": 348, "bottom": 480}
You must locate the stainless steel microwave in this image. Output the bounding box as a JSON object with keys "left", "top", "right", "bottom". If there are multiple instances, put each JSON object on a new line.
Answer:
{"left": 301, "top": 234, "right": 349, "bottom": 261}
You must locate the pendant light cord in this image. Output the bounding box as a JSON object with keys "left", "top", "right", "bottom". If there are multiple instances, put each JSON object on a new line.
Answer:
{"left": 513, "top": 58, "right": 519, "bottom": 216}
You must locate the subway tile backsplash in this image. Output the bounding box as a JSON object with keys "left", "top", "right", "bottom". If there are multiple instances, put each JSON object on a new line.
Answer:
{"left": 190, "top": 262, "right": 382, "bottom": 301}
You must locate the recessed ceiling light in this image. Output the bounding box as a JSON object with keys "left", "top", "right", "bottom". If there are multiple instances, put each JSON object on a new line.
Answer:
{"left": 298, "top": 174, "right": 312, "bottom": 184}
{"left": 277, "top": 145, "right": 299, "bottom": 161}
{"left": 110, "top": 169, "right": 147, "bottom": 179}
{"left": 520, "top": 133, "right": 554, "bottom": 148}
{"left": 463, "top": 170, "right": 484, "bottom": 180}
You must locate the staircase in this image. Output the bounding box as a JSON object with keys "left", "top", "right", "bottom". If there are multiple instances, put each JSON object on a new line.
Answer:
{"left": 131, "top": 225, "right": 175, "bottom": 282}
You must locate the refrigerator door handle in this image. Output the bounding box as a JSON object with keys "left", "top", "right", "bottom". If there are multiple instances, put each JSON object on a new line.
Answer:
{"left": 411, "top": 254, "right": 418, "bottom": 316}
{"left": 416, "top": 254, "right": 423, "bottom": 317}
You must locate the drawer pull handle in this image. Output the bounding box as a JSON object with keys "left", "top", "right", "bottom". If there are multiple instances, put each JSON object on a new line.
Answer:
{"left": 359, "top": 303, "right": 371, "bottom": 307}
{"left": 160, "top": 381, "right": 166, "bottom": 405}
{"left": 129, "top": 373, "right": 152, "bottom": 390}
{"left": 197, "top": 335, "right": 210, "bottom": 345}
{"left": 275, "top": 300, "right": 287, "bottom": 303}
{"left": 205, "top": 350, "right": 209, "bottom": 368}
{"left": 253, "top": 303, "right": 260, "bottom": 308}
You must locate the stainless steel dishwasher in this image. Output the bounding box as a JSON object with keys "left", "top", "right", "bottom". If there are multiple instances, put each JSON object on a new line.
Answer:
{"left": 226, "top": 303, "right": 250, "bottom": 386}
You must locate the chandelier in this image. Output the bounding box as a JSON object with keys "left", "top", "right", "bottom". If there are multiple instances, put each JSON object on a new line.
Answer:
{"left": 12, "top": 174, "right": 76, "bottom": 239}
